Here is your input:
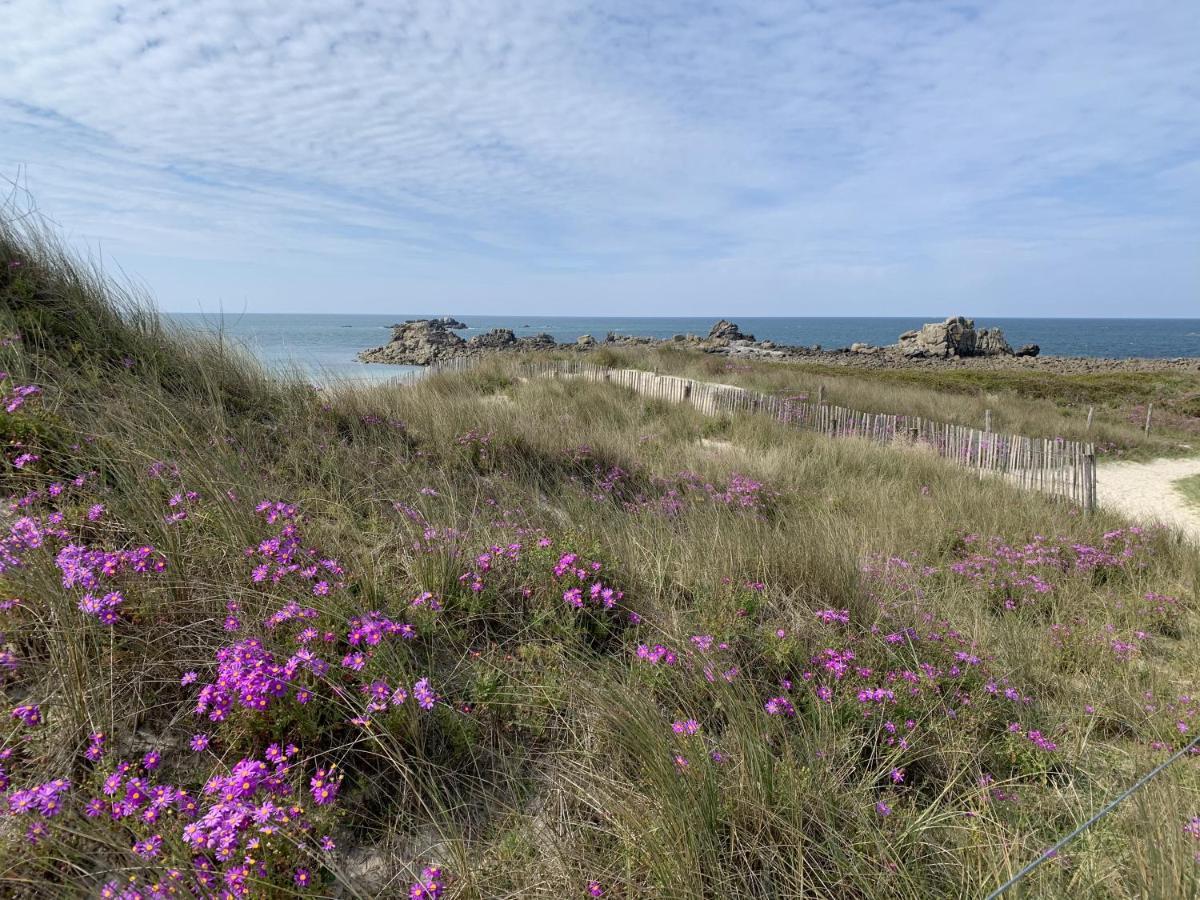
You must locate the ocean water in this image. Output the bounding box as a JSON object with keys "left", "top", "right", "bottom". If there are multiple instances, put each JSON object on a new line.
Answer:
{"left": 168, "top": 313, "right": 1200, "bottom": 382}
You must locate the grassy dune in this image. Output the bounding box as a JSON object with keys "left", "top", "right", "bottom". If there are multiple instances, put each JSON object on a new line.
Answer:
{"left": 1177, "top": 475, "right": 1200, "bottom": 511}
{"left": 576, "top": 345, "right": 1200, "bottom": 461}
{"left": 1, "top": 220, "right": 1199, "bottom": 898}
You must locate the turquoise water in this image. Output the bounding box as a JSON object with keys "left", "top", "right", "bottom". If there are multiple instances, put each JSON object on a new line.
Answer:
{"left": 169, "top": 314, "right": 1200, "bottom": 382}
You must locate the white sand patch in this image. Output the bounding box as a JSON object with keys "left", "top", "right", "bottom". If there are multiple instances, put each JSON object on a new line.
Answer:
{"left": 1096, "top": 456, "right": 1200, "bottom": 543}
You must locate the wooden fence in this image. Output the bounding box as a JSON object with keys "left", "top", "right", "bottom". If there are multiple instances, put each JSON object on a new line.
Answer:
{"left": 517, "top": 359, "right": 1098, "bottom": 510}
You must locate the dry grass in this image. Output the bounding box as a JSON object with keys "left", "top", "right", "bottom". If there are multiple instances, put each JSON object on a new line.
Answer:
{"left": 1, "top": 215, "right": 1198, "bottom": 898}
{"left": 573, "top": 345, "right": 1200, "bottom": 462}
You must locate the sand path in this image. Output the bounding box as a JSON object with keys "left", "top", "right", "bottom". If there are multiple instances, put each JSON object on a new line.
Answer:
{"left": 1096, "top": 456, "right": 1200, "bottom": 543}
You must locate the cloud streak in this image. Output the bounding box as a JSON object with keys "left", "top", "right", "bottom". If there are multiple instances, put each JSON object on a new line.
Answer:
{"left": 1, "top": 0, "right": 1197, "bottom": 314}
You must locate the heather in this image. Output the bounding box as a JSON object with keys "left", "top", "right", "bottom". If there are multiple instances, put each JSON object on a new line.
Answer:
{"left": 1, "top": 220, "right": 1199, "bottom": 898}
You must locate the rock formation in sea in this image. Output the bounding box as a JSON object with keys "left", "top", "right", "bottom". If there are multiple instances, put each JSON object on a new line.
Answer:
{"left": 359, "top": 321, "right": 557, "bottom": 365}
{"left": 359, "top": 315, "right": 1075, "bottom": 370}
{"left": 708, "top": 320, "right": 756, "bottom": 343}
{"left": 897, "top": 316, "right": 1015, "bottom": 358}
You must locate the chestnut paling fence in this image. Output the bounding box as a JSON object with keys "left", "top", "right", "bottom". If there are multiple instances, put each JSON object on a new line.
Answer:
{"left": 495, "top": 359, "right": 1098, "bottom": 511}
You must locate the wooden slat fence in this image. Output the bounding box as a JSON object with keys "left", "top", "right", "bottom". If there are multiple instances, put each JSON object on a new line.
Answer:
{"left": 516, "top": 359, "right": 1097, "bottom": 510}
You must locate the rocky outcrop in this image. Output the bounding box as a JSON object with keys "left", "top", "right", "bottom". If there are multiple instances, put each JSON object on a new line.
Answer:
{"left": 359, "top": 320, "right": 467, "bottom": 365}
{"left": 898, "top": 316, "right": 1014, "bottom": 358}
{"left": 708, "top": 319, "right": 756, "bottom": 343}
{"left": 975, "top": 327, "right": 1013, "bottom": 357}
{"left": 466, "top": 328, "right": 517, "bottom": 350}
{"left": 360, "top": 321, "right": 561, "bottom": 365}
{"left": 359, "top": 317, "right": 1073, "bottom": 370}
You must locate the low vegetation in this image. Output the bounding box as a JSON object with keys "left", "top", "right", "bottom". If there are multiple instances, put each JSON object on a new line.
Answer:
{"left": 2, "top": 218, "right": 1198, "bottom": 898}
{"left": 1177, "top": 474, "right": 1200, "bottom": 511}
{"left": 578, "top": 346, "right": 1200, "bottom": 462}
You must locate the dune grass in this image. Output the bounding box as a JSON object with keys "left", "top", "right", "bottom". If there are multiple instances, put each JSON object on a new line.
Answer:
{"left": 574, "top": 345, "right": 1200, "bottom": 462}
{"left": 1176, "top": 474, "right": 1200, "bottom": 511}
{"left": 1, "top": 217, "right": 1199, "bottom": 898}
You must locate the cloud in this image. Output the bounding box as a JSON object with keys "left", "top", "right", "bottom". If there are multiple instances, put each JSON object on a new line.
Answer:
{"left": 0, "top": 0, "right": 1197, "bottom": 314}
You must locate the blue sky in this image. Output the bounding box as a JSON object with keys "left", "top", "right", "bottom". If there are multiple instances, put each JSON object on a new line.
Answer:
{"left": 2, "top": 1, "right": 1197, "bottom": 316}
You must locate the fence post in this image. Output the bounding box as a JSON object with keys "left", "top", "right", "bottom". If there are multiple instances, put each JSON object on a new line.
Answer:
{"left": 1084, "top": 451, "right": 1094, "bottom": 513}
{"left": 1086, "top": 406, "right": 1094, "bottom": 432}
{"left": 1144, "top": 403, "right": 1153, "bottom": 436}
{"left": 984, "top": 409, "right": 992, "bottom": 433}
{"left": 817, "top": 384, "right": 825, "bottom": 405}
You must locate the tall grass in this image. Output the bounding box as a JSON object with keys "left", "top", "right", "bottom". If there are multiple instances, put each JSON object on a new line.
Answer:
{"left": 1, "top": 215, "right": 1198, "bottom": 898}
{"left": 575, "top": 345, "right": 1200, "bottom": 460}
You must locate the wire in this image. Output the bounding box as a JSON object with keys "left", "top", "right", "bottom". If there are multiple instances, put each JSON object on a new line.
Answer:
{"left": 985, "top": 733, "right": 1200, "bottom": 898}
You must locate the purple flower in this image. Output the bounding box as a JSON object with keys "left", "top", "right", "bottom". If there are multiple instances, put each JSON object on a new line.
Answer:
{"left": 413, "top": 678, "right": 436, "bottom": 710}
{"left": 11, "top": 704, "right": 41, "bottom": 726}
{"left": 875, "top": 801, "right": 892, "bottom": 817}
{"left": 132, "top": 834, "right": 162, "bottom": 858}
{"left": 410, "top": 865, "right": 448, "bottom": 899}
{"left": 764, "top": 696, "right": 795, "bottom": 717}
{"left": 309, "top": 766, "right": 342, "bottom": 806}
{"left": 84, "top": 732, "right": 106, "bottom": 762}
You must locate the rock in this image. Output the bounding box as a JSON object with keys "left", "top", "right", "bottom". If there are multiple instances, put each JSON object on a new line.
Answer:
{"left": 358, "top": 319, "right": 467, "bottom": 365}
{"left": 466, "top": 328, "right": 518, "bottom": 350}
{"left": 358, "top": 320, "right": 560, "bottom": 365}
{"left": 390, "top": 317, "right": 466, "bottom": 330}
{"left": 707, "top": 320, "right": 756, "bottom": 343}
{"left": 976, "top": 328, "right": 1013, "bottom": 356}
{"left": 760, "top": 340, "right": 775, "bottom": 349}
{"left": 576, "top": 334, "right": 596, "bottom": 348}
{"left": 897, "top": 316, "right": 1014, "bottom": 358}
{"left": 522, "top": 332, "right": 557, "bottom": 350}
{"left": 1015, "top": 344, "right": 1040, "bottom": 357}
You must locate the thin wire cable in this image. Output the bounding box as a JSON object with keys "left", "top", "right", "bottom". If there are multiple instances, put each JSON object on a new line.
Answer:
{"left": 986, "top": 733, "right": 1200, "bottom": 898}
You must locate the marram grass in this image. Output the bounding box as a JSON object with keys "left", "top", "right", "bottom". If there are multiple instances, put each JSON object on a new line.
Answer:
{"left": 1, "top": 217, "right": 1198, "bottom": 898}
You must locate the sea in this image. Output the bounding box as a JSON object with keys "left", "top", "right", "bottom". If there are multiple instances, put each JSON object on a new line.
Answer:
{"left": 168, "top": 314, "right": 1200, "bottom": 383}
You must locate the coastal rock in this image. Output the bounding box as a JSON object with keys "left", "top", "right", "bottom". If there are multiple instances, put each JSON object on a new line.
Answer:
{"left": 976, "top": 328, "right": 1013, "bottom": 357}
{"left": 525, "top": 332, "right": 557, "bottom": 350}
{"left": 389, "top": 317, "right": 467, "bottom": 330}
{"left": 1015, "top": 344, "right": 1040, "bottom": 358}
{"left": 897, "top": 316, "right": 1014, "bottom": 358}
{"left": 466, "top": 328, "right": 518, "bottom": 350}
{"left": 708, "top": 320, "right": 756, "bottom": 343}
{"left": 576, "top": 334, "right": 596, "bottom": 348}
{"left": 359, "top": 319, "right": 467, "bottom": 365}
{"left": 358, "top": 320, "right": 561, "bottom": 365}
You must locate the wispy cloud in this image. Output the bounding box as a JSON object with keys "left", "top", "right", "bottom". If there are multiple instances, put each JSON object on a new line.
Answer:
{"left": 1, "top": 0, "right": 1197, "bottom": 314}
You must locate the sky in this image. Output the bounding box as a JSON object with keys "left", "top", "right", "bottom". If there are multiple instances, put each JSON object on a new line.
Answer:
{"left": 1, "top": 1, "right": 1198, "bottom": 317}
